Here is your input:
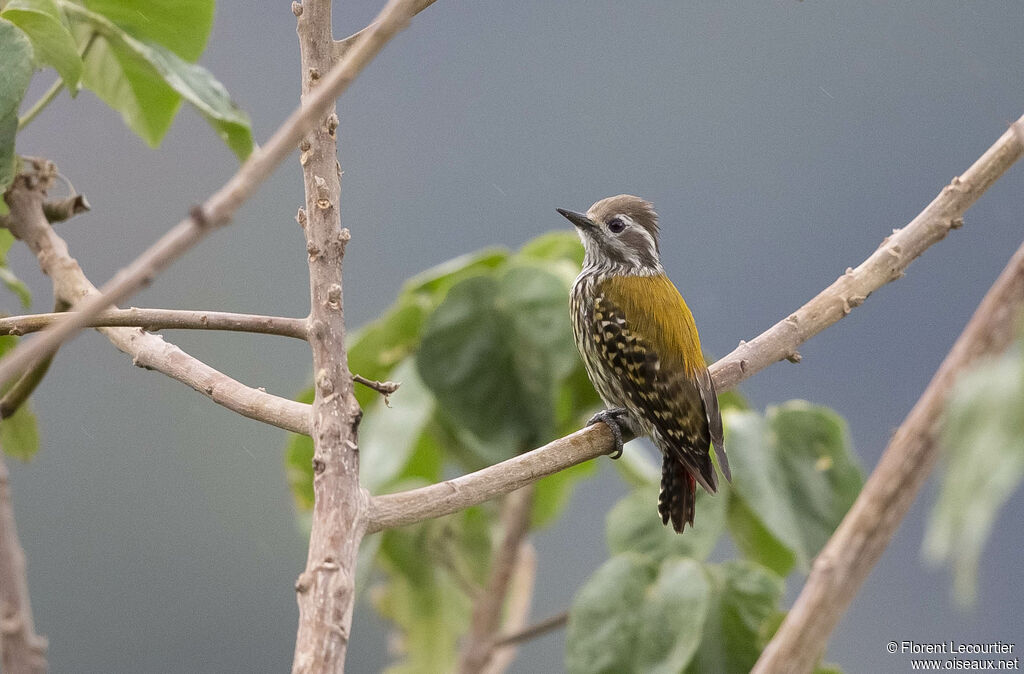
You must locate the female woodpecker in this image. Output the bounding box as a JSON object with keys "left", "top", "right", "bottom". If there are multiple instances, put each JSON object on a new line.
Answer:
{"left": 558, "top": 195, "right": 730, "bottom": 532}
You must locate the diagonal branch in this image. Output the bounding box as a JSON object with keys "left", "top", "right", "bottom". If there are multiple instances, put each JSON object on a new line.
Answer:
{"left": 0, "top": 308, "right": 308, "bottom": 340}
{"left": 0, "top": 0, "right": 424, "bottom": 393}
{"left": 0, "top": 454, "right": 47, "bottom": 673}
{"left": 366, "top": 113, "right": 1024, "bottom": 534}
{"left": 753, "top": 236, "right": 1024, "bottom": 674}
{"left": 3, "top": 161, "right": 310, "bottom": 435}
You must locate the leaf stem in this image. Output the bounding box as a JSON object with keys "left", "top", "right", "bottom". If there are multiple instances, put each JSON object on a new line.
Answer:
{"left": 17, "top": 80, "right": 64, "bottom": 131}
{"left": 16, "top": 31, "right": 98, "bottom": 131}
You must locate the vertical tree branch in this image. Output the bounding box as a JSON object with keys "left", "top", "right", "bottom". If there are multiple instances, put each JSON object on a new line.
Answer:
{"left": 458, "top": 485, "right": 535, "bottom": 674}
{"left": 291, "top": 0, "right": 366, "bottom": 670}
{"left": 483, "top": 541, "right": 536, "bottom": 674}
{"left": 291, "top": 0, "right": 421, "bottom": 670}
{"left": 0, "top": 454, "right": 47, "bottom": 673}
{"left": 753, "top": 238, "right": 1024, "bottom": 674}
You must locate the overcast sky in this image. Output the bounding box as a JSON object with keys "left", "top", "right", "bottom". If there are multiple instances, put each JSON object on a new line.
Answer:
{"left": 7, "top": 1, "right": 1024, "bottom": 672}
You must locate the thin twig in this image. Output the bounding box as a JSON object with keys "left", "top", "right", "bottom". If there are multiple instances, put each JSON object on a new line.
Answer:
{"left": 490, "top": 611, "right": 568, "bottom": 650}
{"left": 0, "top": 308, "right": 308, "bottom": 340}
{"left": 352, "top": 373, "right": 400, "bottom": 404}
{"left": 753, "top": 239, "right": 1024, "bottom": 672}
{"left": 366, "top": 113, "right": 1024, "bottom": 534}
{"left": 458, "top": 485, "right": 535, "bottom": 674}
{"left": 0, "top": 454, "right": 48, "bottom": 673}
{"left": 0, "top": 0, "right": 424, "bottom": 394}
{"left": 3, "top": 163, "right": 310, "bottom": 435}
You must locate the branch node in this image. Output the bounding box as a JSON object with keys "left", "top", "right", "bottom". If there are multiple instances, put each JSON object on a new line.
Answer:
{"left": 296, "top": 208, "right": 307, "bottom": 228}
{"left": 315, "top": 368, "right": 334, "bottom": 394}
{"left": 308, "top": 67, "right": 321, "bottom": 83}
{"left": 295, "top": 572, "right": 312, "bottom": 593}
{"left": 326, "top": 283, "right": 342, "bottom": 307}
{"left": 950, "top": 216, "right": 964, "bottom": 230}
{"left": 189, "top": 204, "right": 209, "bottom": 228}
{"left": 786, "top": 351, "right": 802, "bottom": 364}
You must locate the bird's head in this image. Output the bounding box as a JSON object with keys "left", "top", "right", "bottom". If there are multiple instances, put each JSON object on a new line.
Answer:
{"left": 557, "top": 194, "right": 662, "bottom": 276}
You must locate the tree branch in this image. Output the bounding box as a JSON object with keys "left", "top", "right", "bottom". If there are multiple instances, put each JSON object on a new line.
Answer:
{"left": 458, "top": 485, "right": 535, "bottom": 674}
{"left": 366, "top": 113, "right": 1024, "bottom": 534}
{"left": 0, "top": 194, "right": 90, "bottom": 230}
{"left": 483, "top": 541, "right": 536, "bottom": 674}
{"left": 332, "top": 0, "right": 436, "bottom": 58}
{"left": 3, "top": 161, "right": 310, "bottom": 435}
{"left": 291, "top": 0, "right": 426, "bottom": 671}
{"left": 491, "top": 611, "right": 568, "bottom": 650}
{"left": 0, "top": 0, "right": 423, "bottom": 394}
{"left": 0, "top": 308, "right": 308, "bottom": 340}
{"left": 753, "top": 242, "right": 1024, "bottom": 672}
{"left": 0, "top": 454, "right": 47, "bottom": 673}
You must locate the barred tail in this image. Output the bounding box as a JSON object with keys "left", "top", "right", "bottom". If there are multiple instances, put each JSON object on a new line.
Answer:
{"left": 658, "top": 454, "right": 697, "bottom": 533}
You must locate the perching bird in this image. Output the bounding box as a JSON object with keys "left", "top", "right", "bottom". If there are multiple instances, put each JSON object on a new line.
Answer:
{"left": 558, "top": 195, "right": 729, "bottom": 532}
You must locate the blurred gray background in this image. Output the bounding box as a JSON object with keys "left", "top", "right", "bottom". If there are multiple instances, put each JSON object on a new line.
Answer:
{"left": 8, "top": 1, "right": 1024, "bottom": 672}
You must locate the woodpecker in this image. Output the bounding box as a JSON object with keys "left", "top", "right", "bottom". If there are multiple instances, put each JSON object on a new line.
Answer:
{"left": 558, "top": 195, "right": 729, "bottom": 532}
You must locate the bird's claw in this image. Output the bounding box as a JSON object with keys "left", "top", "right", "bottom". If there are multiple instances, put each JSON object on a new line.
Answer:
{"left": 587, "top": 408, "right": 628, "bottom": 459}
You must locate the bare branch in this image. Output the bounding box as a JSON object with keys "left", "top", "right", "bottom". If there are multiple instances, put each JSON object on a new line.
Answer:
{"left": 459, "top": 485, "right": 535, "bottom": 674}
{"left": 3, "top": 163, "right": 310, "bottom": 435}
{"left": 0, "top": 455, "right": 47, "bottom": 673}
{"left": 332, "top": 0, "right": 436, "bottom": 58}
{"left": 366, "top": 113, "right": 1024, "bottom": 533}
{"left": 0, "top": 0, "right": 424, "bottom": 393}
{"left": 292, "top": 0, "right": 429, "bottom": 671}
{"left": 0, "top": 308, "right": 308, "bottom": 340}
{"left": 484, "top": 541, "right": 536, "bottom": 674}
{"left": 753, "top": 240, "right": 1024, "bottom": 672}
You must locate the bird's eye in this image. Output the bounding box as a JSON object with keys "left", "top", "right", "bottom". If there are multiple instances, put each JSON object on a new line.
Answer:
{"left": 608, "top": 217, "right": 626, "bottom": 233}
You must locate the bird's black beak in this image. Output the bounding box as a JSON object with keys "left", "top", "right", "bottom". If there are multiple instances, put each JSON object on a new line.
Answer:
{"left": 556, "top": 208, "right": 595, "bottom": 230}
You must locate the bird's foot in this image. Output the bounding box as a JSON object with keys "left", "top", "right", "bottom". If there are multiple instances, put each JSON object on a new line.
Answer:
{"left": 587, "top": 408, "right": 628, "bottom": 459}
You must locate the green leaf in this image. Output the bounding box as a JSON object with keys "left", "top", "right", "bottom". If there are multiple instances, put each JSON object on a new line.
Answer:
{"left": 416, "top": 262, "right": 577, "bottom": 456}
{"left": 79, "top": 0, "right": 214, "bottom": 61}
{"left": 373, "top": 507, "right": 493, "bottom": 673}
{"left": 725, "top": 402, "right": 862, "bottom": 571}
{"left": 67, "top": 4, "right": 252, "bottom": 158}
{"left": 607, "top": 483, "right": 727, "bottom": 562}
{"left": 518, "top": 230, "right": 584, "bottom": 266}
{"left": 531, "top": 457, "right": 597, "bottom": 528}
{"left": 0, "top": 335, "right": 39, "bottom": 461}
{"left": 284, "top": 386, "right": 315, "bottom": 511}
{"left": 726, "top": 496, "right": 796, "bottom": 577}
{"left": 360, "top": 358, "right": 435, "bottom": 494}
{"left": 0, "top": 228, "right": 31, "bottom": 308}
{"left": 924, "top": 345, "right": 1024, "bottom": 605}
{"left": 402, "top": 248, "right": 509, "bottom": 299}
{"left": 0, "top": 266, "right": 31, "bottom": 308}
{"left": 0, "top": 398, "right": 39, "bottom": 460}
{"left": 0, "top": 17, "right": 33, "bottom": 209}
{"left": 686, "top": 560, "right": 785, "bottom": 674}
{"left": 566, "top": 554, "right": 711, "bottom": 674}
{"left": 2, "top": 0, "right": 82, "bottom": 89}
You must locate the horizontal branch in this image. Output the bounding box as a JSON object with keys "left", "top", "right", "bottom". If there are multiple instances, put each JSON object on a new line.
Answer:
{"left": 754, "top": 235, "right": 1024, "bottom": 674}
{"left": 0, "top": 308, "right": 308, "bottom": 340}
{"left": 0, "top": 0, "right": 416, "bottom": 391}
{"left": 3, "top": 162, "right": 311, "bottom": 435}
{"left": 366, "top": 113, "right": 1024, "bottom": 533}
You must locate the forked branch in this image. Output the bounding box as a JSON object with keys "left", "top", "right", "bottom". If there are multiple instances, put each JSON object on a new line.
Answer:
{"left": 3, "top": 161, "right": 310, "bottom": 435}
